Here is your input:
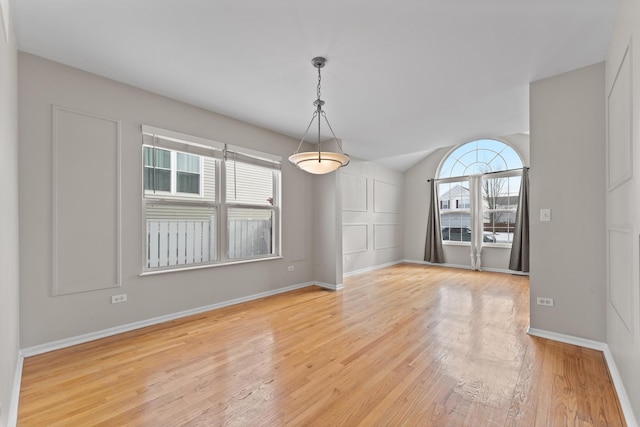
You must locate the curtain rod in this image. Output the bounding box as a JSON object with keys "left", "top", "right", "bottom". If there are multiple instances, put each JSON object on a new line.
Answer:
{"left": 427, "top": 167, "right": 529, "bottom": 182}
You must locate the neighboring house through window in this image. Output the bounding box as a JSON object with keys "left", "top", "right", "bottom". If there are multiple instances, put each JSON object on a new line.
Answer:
{"left": 142, "top": 125, "right": 281, "bottom": 272}
{"left": 144, "top": 147, "right": 203, "bottom": 196}
{"left": 437, "top": 139, "right": 523, "bottom": 245}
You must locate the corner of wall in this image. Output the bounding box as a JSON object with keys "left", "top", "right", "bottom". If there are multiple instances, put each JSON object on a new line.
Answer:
{"left": 529, "top": 63, "right": 606, "bottom": 342}
{"left": 0, "top": 2, "right": 21, "bottom": 425}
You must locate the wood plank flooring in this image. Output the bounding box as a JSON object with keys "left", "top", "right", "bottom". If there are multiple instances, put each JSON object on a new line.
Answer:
{"left": 18, "top": 264, "right": 625, "bottom": 426}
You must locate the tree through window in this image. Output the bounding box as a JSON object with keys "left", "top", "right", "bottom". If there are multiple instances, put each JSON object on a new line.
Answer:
{"left": 437, "top": 139, "right": 523, "bottom": 244}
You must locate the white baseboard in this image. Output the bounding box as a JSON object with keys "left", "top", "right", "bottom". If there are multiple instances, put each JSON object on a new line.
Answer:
{"left": 315, "top": 281, "right": 344, "bottom": 291}
{"left": 8, "top": 351, "right": 23, "bottom": 427}
{"left": 404, "top": 259, "right": 473, "bottom": 270}
{"left": 343, "top": 260, "right": 404, "bottom": 277}
{"left": 481, "top": 267, "right": 529, "bottom": 276}
{"left": 603, "top": 346, "right": 639, "bottom": 427}
{"left": 21, "top": 281, "right": 316, "bottom": 357}
{"left": 527, "top": 327, "right": 638, "bottom": 427}
{"left": 526, "top": 327, "right": 607, "bottom": 350}
{"left": 403, "top": 259, "right": 529, "bottom": 276}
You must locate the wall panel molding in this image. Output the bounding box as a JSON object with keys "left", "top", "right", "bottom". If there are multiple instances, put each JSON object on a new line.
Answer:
{"left": 343, "top": 223, "right": 368, "bottom": 254}
{"left": 607, "top": 44, "right": 633, "bottom": 191}
{"left": 373, "top": 179, "right": 400, "bottom": 213}
{"left": 52, "top": 106, "right": 121, "bottom": 295}
{"left": 341, "top": 172, "right": 368, "bottom": 212}
{"left": 374, "top": 223, "right": 400, "bottom": 250}
{"left": 607, "top": 227, "right": 633, "bottom": 334}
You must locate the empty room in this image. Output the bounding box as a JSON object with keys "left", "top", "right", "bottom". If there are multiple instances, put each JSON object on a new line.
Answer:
{"left": 1, "top": 0, "right": 639, "bottom": 426}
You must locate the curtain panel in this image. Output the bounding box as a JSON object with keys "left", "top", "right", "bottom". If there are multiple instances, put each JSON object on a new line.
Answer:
{"left": 509, "top": 168, "right": 530, "bottom": 272}
{"left": 424, "top": 180, "right": 445, "bottom": 263}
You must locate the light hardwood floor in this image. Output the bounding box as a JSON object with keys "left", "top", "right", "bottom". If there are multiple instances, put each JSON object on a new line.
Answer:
{"left": 18, "top": 264, "right": 625, "bottom": 426}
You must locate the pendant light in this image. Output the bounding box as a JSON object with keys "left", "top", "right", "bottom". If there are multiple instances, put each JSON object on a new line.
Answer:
{"left": 289, "top": 57, "right": 350, "bottom": 174}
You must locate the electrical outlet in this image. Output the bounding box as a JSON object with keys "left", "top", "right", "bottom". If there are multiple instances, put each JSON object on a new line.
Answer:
{"left": 287, "top": 265, "right": 294, "bottom": 272}
{"left": 111, "top": 294, "right": 127, "bottom": 304}
{"left": 536, "top": 297, "right": 554, "bottom": 307}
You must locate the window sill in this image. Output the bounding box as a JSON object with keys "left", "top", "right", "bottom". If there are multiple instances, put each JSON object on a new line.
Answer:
{"left": 442, "top": 241, "right": 470, "bottom": 247}
{"left": 483, "top": 243, "right": 513, "bottom": 249}
{"left": 442, "top": 242, "right": 512, "bottom": 249}
{"left": 140, "top": 255, "right": 283, "bottom": 276}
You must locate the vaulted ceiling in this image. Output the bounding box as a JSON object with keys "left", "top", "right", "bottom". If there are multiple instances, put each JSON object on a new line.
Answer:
{"left": 12, "top": 0, "right": 619, "bottom": 170}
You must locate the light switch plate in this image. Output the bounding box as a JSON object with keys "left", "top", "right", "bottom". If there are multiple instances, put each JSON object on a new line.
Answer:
{"left": 540, "top": 208, "right": 551, "bottom": 222}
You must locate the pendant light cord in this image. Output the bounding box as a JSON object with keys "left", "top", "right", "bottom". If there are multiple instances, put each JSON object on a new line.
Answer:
{"left": 317, "top": 64, "right": 322, "bottom": 102}
{"left": 290, "top": 56, "right": 347, "bottom": 164}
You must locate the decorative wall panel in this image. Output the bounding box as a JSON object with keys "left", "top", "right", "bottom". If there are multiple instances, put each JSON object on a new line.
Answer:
{"left": 341, "top": 173, "right": 367, "bottom": 212}
{"left": 374, "top": 223, "right": 400, "bottom": 250}
{"left": 608, "top": 46, "right": 633, "bottom": 190}
{"left": 608, "top": 228, "right": 633, "bottom": 333}
{"left": 343, "top": 224, "right": 368, "bottom": 254}
{"left": 373, "top": 180, "right": 400, "bottom": 213}
{"left": 53, "top": 106, "right": 120, "bottom": 295}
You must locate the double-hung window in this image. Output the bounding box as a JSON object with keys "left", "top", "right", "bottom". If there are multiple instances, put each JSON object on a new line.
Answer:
{"left": 142, "top": 125, "right": 281, "bottom": 272}
{"left": 225, "top": 158, "right": 276, "bottom": 260}
{"left": 438, "top": 179, "right": 471, "bottom": 242}
{"left": 481, "top": 172, "right": 521, "bottom": 243}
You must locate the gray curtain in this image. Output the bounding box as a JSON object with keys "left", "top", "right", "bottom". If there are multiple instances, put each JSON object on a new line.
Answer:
{"left": 424, "top": 180, "right": 445, "bottom": 263}
{"left": 509, "top": 168, "right": 529, "bottom": 272}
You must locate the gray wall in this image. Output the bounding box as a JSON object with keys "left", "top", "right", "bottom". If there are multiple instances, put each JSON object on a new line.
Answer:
{"left": 313, "top": 171, "right": 343, "bottom": 287}
{"left": 18, "top": 53, "right": 317, "bottom": 348}
{"left": 403, "top": 135, "right": 529, "bottom": 271}
{"left": 0, "top": 4, "right": 19, "bottom": 425}
{"left": 606, "top": 0, "right": 640, "bottom": 419}
{"left": 529, "top": 63, "right": 606, "bottom": 341}
{"left": 341, "top": 159, "right": 404, "bottom": 274}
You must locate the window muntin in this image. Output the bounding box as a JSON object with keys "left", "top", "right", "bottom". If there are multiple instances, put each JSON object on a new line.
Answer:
{"left": 437, "top": 139, "right": 523, "bottom": 246}
{"left": 176, "top": 152, "right": 201, "bottom": 194}
{"left": 144, "top": 147, "right": 171, "bottom": 192}
{"left": 439, "top": 139, "right": 522, "bottom": 179}
{"left": 144, "top": 146, "right": 204, "bottom": 197}
{"left": 142, "top": 126, "right": 281, "bottom": 272}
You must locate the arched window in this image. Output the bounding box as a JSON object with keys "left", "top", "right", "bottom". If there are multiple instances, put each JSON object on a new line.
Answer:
{"left": 437, "top": 139, "right": 523, "bottom": 245}
{"left": 438, "top": 139, "right": 522, "bottom": 178}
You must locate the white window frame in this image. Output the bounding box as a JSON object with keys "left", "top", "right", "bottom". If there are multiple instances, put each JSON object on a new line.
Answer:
{"left": 144, "top": 146, "right": 204, "bottom": 198}
{"left": 480, "top": 169, "right": 522, "bottom": 247}
{"left": 219, "top": 158, "right": 280, "bottom": 263}
{"left": 141, "top": 125, "right": 282, "bottom": 274}
{"left": 437, "top": 178, "right": 472, "bottom": 246}
{"left": 436, "top": 139, "right": 524, "bottom": 248}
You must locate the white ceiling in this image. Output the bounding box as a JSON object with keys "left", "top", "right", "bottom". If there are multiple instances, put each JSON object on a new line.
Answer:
{"left": 12, "top": 0, "right": 619, "bottom": 171}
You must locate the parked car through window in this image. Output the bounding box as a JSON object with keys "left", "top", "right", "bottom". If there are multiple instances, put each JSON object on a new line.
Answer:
{"left": 441, "top": 227, "right": 496, "bottom": 243}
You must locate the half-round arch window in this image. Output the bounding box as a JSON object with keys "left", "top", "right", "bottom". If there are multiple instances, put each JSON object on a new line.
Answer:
{"left": 438, "top": 139, "right": 522, "bottom": 179}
